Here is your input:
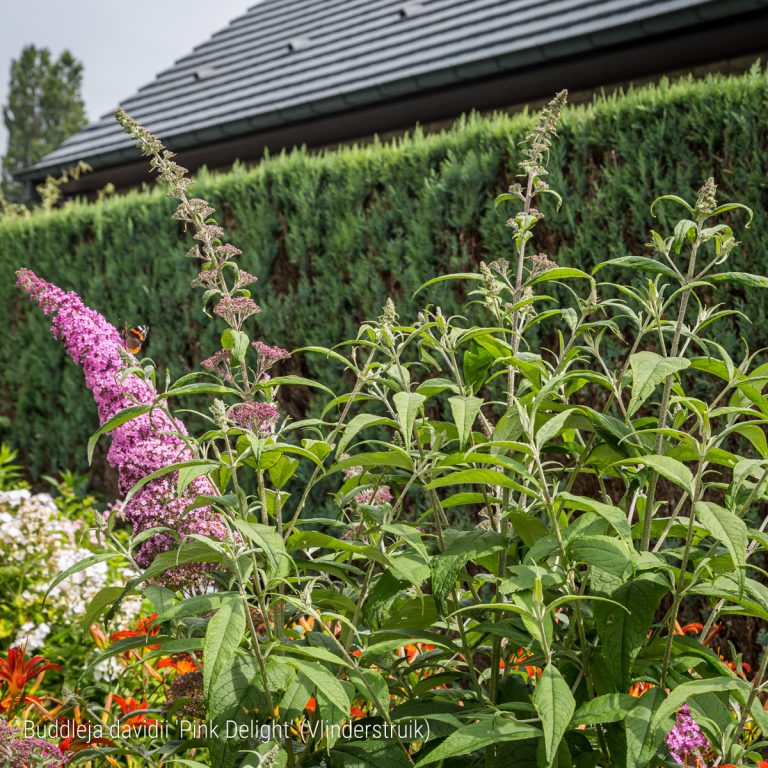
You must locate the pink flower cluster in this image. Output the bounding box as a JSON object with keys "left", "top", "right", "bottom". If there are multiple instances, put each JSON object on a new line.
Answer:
{"left": 16, "top": 269, "right": 228, "bottom": 589}
{"left": 0, "top": 719, "right": 61, "bottom": 767}
{"left": 232, "top": 401, "right": 280, "bottom": 435}
{"left": 341, "top": 457, "right": 394, "bottom": 507}
{"left": 665, "top": 705, "right": 711, "bottom": 766}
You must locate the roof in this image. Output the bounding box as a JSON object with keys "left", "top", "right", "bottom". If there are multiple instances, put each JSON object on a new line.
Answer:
{"left": 18, "top": 0, "right": 768, "bottom": 181}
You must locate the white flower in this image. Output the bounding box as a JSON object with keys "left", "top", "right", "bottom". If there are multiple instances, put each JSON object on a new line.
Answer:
{"left": 14, "top": 621, "right": 51, "bottom": 649}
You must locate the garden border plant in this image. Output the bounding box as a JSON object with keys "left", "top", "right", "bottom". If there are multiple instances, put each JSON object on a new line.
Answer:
{"left": 7, "top": 89, "right": 768, "bottom": 768}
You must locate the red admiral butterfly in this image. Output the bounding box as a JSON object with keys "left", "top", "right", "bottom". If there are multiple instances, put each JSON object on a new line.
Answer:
{"left": 122, "top": 324, "right": 149, "bottom": 355}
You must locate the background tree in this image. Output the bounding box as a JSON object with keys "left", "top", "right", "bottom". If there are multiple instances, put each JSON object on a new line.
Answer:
{"left": 1, "top": 46, "right": 87, "bottom": 202}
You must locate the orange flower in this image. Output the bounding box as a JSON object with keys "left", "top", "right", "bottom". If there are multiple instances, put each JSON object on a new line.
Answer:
{"left": 504, "top": 648, "right": 542, "bottom": 679}
{"left": 350, "top": 705, "right": 366, "bottom": 719}
{"left": 305, "top": 696, "right": 316, "bottom": 714}
{"left": 0, "top": 646, "right": 60, "bottom": 716}
{"left": 156, "top": 654, "right": 199, "bottom": 675}
{"left": 110, "top": 614, "right": 160, "bottom": 647}
{"left": 676, "top": 622, "right": 704, "bottom": 635}
{"left": 112, "top": 695, "right": 160, "bottom": 727}
{"left": 57, "top": 707, "right": 115, "bottom": 754}
{"left": 398, "top": 643, "right": 436, "bottom": 664}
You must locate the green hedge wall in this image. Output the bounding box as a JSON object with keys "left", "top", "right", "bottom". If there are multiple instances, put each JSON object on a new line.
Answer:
{"left": 2, "top": 67, "right": 768, "bottom": 483}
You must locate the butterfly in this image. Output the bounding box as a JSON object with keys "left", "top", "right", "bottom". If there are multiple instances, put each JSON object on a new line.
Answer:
{"left": 122, "top": 324, "right": 149, "bottom": 355}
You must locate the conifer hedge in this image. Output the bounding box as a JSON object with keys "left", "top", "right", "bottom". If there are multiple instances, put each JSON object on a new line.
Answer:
{"left": 2, "top": 66, "right": 767, "bottom": 481}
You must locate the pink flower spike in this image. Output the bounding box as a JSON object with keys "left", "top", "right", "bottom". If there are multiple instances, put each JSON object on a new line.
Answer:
{"left": 16, "top": 269, "right": 228, "bottom": 590}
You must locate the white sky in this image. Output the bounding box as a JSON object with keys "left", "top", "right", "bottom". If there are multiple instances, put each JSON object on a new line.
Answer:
{"left": 0, "top": 0, "right": 253, "bottom": 157}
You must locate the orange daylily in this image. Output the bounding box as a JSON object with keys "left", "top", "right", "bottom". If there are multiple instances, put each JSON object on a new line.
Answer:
{"left": 112, "top": 695, "right": 160, "bottom": 727}
{"left": 0, "top": 646, "right": 60, "bottom": 717}
{"left": 500, "top": 648, "right": 542, "bottom": 680}
{"left": 57, "top": 706, "right": 115, "bottom": 755}
{"left": 110, "top": 614, "right": 160, "bottom": 647}
{"left": 156, "top": 654, "right": 199, "bottom": 675}
{"left": 398, "top": 643, "right": 436, "bottom": 664}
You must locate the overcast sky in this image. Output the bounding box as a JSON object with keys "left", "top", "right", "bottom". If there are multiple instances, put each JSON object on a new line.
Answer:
{"left": 0, "top": 0, "right": 253, "bottom": 157}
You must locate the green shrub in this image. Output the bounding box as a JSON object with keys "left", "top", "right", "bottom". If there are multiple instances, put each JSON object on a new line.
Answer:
{"left": 3, "top": 65, "right": 768, "bottom": 481}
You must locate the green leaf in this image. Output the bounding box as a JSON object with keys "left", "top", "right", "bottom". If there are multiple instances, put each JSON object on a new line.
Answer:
{"left": 426, "top": 468, "right": 530, "bottom": 494}
{"left": 284, "top": 657, "right": 351, "bottom": 717}
{"left": 203, "top": 594, "right": 247, "bottom": 695}
{"left": 233, "top": 520, "right": 291, "bottom": 581}
{"left": 163, "top": 382, "right": 240, "bottom": 398}
{"left": 155, "top": 592, "right": 236, "bottom": 623}
{"left": 592, "top": 256, "right": 679, "bottom": 280}
{"left": 624, "top": 687, "right": 666, "bottom": 768}
{"left": 140, "top": 539, "right": 225, "bottom": 583}
{"left": 393, "top": 391, "right": 426, "bottom": 441}
{"left": 255, "top": 375, "right": 333, "bottom": 394}
{"left": 620, "top": 455, "right": 694, "bottom": 495}
{"left": 177, "top": 461, "right": 220, "bottom": 495}
{"left": 46, "top": 553, "right": 126, "bottom": 599}
{"left": 535, "top": 409, "right": 574, "bottom": 449}
{"left": 556, "top": 492, "right": 631, "bottom": 539}
{"left": 654, "top": 678, "right": 745, "bottom": 727}
{"left": 594, "top": 575, "right": 668, "bottom": 690}
{"left": 533, "top": 664, "right": 576, "bottom": 766}
{"left": 448, "top": 395, "right": 483, "bottom": 448}
{"left": 337, "top": 413, "right": 397, "bottom": 456}
{"left": 416, "top": 715, "right": 540, "bottom": 766}
{"left": 573, "top": 693, "right": 636, "bottom": 725}
{"left": 628, "top": 352, "right": 690, "bottom": 417}
{"left": 529, "top": 267, "right": 590, "bottom": 284}
{"left": 414, "top": 272, "right": 483, "bottom": 296}
{"left": 334, "top": 740, "right": 412, "bottom": 768}
{"left": 87, "top": 404, "right": 150, "bottom": 463}
{"left": 431, "top": 530, "right": 504, "bottom": 615}
{"left": 650, "top": 194, "right": 694, "bottom": 216}
{"left": 82, "top": 586, "right": 130, "bottom": 631}
{"left": 709, "top": 202, "right": 753, "bottom": 226}
{"left": 708, "top": 271, "right": 768, "bottom": 289}
{"left": 693, "top": 501, "right": 747, "bottom": 586}
{"left": 268, "top": 456, "right": 299, "bottom": 489}
{"left": 567, "top": 535, "right": 632, "bottom": 578}
{"left": 275, "top": 643, "right": 350, "bottom": 667}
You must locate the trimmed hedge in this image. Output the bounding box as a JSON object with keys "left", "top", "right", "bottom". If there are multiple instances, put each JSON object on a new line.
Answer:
{"left": 2, "top": 66, "right": 768, "bottom": 482}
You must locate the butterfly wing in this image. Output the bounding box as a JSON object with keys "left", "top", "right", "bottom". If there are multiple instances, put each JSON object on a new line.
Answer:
{"left": 123, "top": 325, "right": 149, "bottom": 355}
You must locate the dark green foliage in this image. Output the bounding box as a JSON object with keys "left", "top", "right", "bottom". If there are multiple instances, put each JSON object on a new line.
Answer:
{"left": 1, "top": 45, "right": 87, "bottom": 201}
{"left": 2, "top": 66, "right": 767, "bottom": 481}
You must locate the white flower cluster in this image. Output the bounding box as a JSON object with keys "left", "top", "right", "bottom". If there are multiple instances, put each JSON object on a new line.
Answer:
{"left": 0, "top": 490, "right": 135, "bottom": 650}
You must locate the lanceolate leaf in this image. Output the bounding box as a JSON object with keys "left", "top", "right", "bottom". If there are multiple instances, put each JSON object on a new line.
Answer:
{"left": 336, "top": 413, "right": 397, "bottom": 456}
{"left": 693, "top": 501, "right": 747, "bottom": 586}
{"left": 284, "top": 657, "right": 351, "bottom": 717}
{"left": 620, "top": 455, "right": 694, "bottom": 495}
{"left": 203, "top": 595, "right": 247, "bottom": 695}
{"left": 624, "top": 687, "right": 666, "bottom": 768}
{"left": 557, "top": 492, "right": 631, "bottom": 539}
{"left": 393, "top": 391, "right": 427, "bottom": 442}
{"left": 415, "top": 715, "right": 540, "bottom": 766}
{"left": 594, "top": 574, "right": 668, "bottom": 690}
{"left": 628, "top": 352, "right": 690, "bottom": 417}
{"left": 448, "top": 395, "right": 483, "bottom": 448}
{"left": 533, "top": 664, "right": 576, "bottom": 766}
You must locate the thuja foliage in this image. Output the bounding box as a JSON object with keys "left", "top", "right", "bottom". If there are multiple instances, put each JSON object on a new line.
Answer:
{"left": 17, "top": 91, "right": 768, "bottom": 767}
{"left": 3, "top": 66, "right": 768, "bottom": 481}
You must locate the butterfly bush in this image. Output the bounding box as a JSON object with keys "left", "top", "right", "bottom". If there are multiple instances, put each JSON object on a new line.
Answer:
{"left": 15, "top": 269, "right": 228, "bottom": 588}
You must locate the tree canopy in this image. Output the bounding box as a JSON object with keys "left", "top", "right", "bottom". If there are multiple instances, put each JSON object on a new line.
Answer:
{"left": 1, "top": 46, "right": 87, "bottom": 202}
